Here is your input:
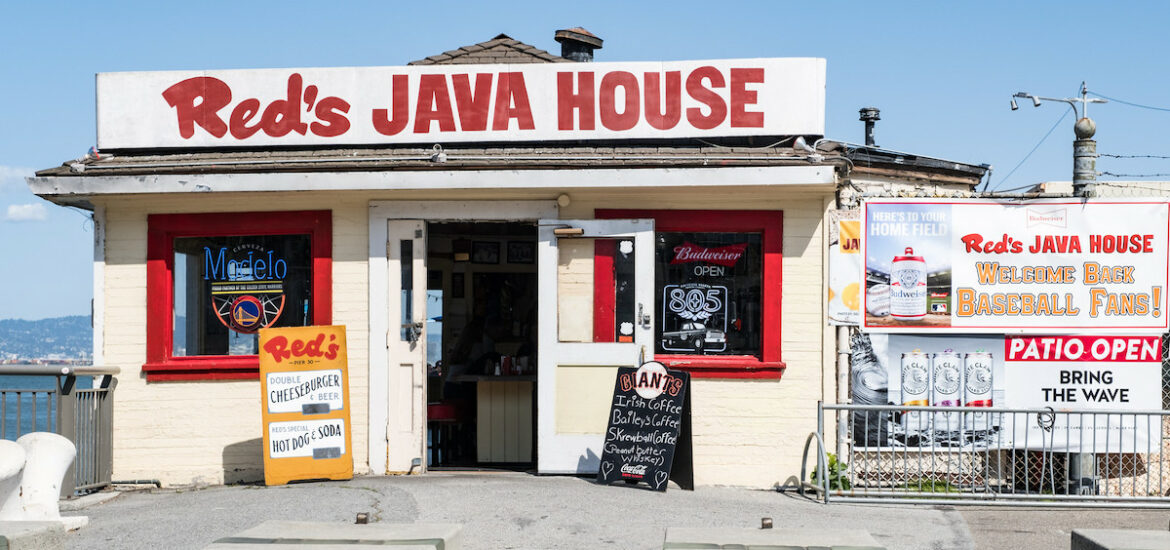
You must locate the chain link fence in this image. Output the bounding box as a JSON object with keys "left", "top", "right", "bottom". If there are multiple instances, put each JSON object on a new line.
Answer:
{"left": 1162, "top": 334, "right": 1170, "bottom": 410}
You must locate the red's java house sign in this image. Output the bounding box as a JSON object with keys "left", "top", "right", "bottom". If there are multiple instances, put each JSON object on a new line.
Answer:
{"left": 96, "top": 59, "right": 825, "bottom": 149}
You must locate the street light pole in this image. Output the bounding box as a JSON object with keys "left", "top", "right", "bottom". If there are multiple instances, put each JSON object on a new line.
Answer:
{"left": 1011, "top": 83, "right": 1108, "bottom": 197}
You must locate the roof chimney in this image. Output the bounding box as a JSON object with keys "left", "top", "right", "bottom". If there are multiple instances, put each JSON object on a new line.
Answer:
{"left": 555, "top": 27, "right": 603, "bottom": 62}
{"left": 859, "top": 107, "right": 880, "bottom": 147}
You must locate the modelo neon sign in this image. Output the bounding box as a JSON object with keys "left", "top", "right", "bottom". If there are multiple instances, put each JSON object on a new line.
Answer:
{"left": 203, "top": 246, "right": 288, "bottom": 282}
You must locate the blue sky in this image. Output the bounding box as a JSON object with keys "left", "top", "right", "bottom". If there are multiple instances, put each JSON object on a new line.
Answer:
{"left": 3, "top": 1, "right": 1170, "bottom": 320}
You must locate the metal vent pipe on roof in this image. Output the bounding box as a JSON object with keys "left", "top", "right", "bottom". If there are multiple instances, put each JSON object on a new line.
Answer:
{"left": 859, "top": 107, "right": 880, "bottom": 147}
{"left": 554, "top": 27, "right": 603, "bottom": 62}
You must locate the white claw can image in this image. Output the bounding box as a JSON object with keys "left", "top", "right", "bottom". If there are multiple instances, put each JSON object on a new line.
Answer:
{"left": 901, "top": 350, "right": 932, "bottom": 434}
{"left": 889, "top": 247, "right": 927, "bottom": 321}
{"left": 964, "top": 351, "right": 993, "bottom": 432}
{"left": 932, "top": 349, "right": 963, "bottom": 433}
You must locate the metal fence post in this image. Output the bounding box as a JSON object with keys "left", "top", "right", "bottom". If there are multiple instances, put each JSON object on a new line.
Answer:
{"left": 99, "top": 375, "right": 116, "bottom": 490}
{"left": 56, "top": 374, "right": 77, "bottom": 498}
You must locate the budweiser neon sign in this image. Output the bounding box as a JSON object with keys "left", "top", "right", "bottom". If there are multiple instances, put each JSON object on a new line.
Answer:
{"left": 670, "top": 242, "right": 748, "bottom": 267}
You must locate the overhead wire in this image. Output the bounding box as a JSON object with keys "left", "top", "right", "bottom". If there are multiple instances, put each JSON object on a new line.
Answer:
{"left": 1087, "top": 91, "right": 1170, "bottom": 179}
{"left": 1088, "top": 91, "right": 1170, "bottom": 113}
{"left": 1100, "top": 153, "right": 1170, "bottom": 159}
{"left": 991, "top": 105, "right": 1072, "bottom": 192}
{"left": 1100, "top": 171, "right": 1170, "bottom": 179}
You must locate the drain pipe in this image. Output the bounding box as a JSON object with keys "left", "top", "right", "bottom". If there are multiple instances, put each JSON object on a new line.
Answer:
{"left": 835, "top": 326, "right": 852, "bottom": 458}
{"left": 111, "top": 479, "right": 162, "bottom": 488}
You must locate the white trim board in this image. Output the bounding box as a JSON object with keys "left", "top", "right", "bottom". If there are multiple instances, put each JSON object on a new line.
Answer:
{"left": 31, "top": 165, "right": 835, "bottom": 198}
{"left": 92, "top": 205, "right": 105, "bottom": 367}
{"left": 366, "top": 200, "right": 558, "bottom": 475}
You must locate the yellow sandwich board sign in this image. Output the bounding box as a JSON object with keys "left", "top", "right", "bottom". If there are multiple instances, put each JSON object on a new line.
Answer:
{"left": 259, "top": 325, "right": 353, "bottom": 485}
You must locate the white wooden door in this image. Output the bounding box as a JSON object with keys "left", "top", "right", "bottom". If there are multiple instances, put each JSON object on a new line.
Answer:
{"left": 537, "top": 218, "right": 655, "bottom": 473}
{"left": 386, "top": 220, "right": 427, "bottom": 473}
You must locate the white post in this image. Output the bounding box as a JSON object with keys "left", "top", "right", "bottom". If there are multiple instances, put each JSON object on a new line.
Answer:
{"left": 12, "top": 433, "right": 78, "bottom": 523}
{"left": 0, "top": 440, "right": 26, "bottom": 519}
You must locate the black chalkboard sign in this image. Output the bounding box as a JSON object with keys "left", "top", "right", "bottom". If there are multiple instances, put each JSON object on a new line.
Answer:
{"left": 597, "top": 361, "right": 693, "bottom": 491}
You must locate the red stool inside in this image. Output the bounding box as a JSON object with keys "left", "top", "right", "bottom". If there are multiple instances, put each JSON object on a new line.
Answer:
{"left": 427, "top": 400, "right": 469, "bottom": 466}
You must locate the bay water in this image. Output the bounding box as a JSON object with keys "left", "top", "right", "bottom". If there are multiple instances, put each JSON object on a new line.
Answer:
{"left": 1, "top": 369, "right": 92, "bottom": 441}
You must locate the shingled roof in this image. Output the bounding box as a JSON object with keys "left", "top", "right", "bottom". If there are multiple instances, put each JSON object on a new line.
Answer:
{"left": 409, "top": 33, "right": 566, "bottom": 65}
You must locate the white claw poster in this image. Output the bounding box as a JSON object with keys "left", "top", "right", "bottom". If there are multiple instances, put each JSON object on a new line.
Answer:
{"left": 860, "top": 199, "right": 1170, "bottom": 334}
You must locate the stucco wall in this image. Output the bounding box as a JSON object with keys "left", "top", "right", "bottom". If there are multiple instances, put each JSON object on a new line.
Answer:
{"left": 558, "top": 187, "right": 833, "bottom": 487}
{"left": 98, "top": 192, "right": 371, "bottom": 485}
{"left": 95, "top": 184, "right": 834, "bottom": 488}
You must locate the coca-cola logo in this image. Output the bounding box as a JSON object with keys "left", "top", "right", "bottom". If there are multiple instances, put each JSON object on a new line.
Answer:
{"left": 620, "top": 464, "right": 648, "bottom": 476}
{"left": 670, "top": 242, "right": 748, "bottom": 267}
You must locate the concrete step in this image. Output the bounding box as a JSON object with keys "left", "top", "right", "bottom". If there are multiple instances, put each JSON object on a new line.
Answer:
{"left": 663, "top": 527, "right": 885, "bottom": 550}
{"left": 204, "top": 521, "right": 461, "bottom": 549}
{"left": 0, "top": 521, "right": 65, "bottom": 550}
{"left": 1071, "top": 528, "right": 1170, "bottom": 550}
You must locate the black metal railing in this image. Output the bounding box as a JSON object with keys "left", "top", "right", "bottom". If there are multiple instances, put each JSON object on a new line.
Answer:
{"left": 0, "top": 365, "right": 119, "bottom": 496}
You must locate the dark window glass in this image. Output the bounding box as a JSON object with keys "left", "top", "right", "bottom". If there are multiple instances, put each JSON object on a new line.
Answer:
{"left": 400, "top": 240, "right": 414, "bottom": 342}
{"left": 655, "top": 232, "right": 762, "bottom": 356}
{"left": 613, "top": 239, "right": 636, "bottom": 342}
{"left": 173, "top": 235, "right": 312, "bottom": 356}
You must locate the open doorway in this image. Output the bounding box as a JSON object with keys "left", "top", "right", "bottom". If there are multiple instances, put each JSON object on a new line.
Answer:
{"left": 425, "top": 222, "right": 537, "bottom": 470}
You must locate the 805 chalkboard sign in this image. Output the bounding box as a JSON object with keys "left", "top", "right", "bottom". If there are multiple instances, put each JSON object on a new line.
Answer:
{"left": 597, "top": 361, "right": 693, "bottom": 491}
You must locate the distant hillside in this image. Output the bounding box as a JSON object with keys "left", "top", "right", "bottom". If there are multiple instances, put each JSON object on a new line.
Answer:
{"left": 0, "top": 316, "right": 92, "bottom": 361}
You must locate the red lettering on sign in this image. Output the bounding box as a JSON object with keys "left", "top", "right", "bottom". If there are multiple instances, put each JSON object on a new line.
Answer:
{"left": 729, "top": 68, "right": 764, "bottom": 128}
{"left": 492, "top": 72, "right": 535, "bottom": 131}
{"left": 311, "top": 96, "right": 351, "bottom": 137}
{"left": 372, "top": 74, "right": 410, "bottom": 136}
{"left": 685, "top": 66, "right": 727, "bottom": 130}
{"left": 162, "top": 73, "right": 350, "bottom": 140}
{"left": 451, "top": 73, "right": 493, "bottom": 132}
{"left": 557, "top": 72, "right": 595, "bottom": 130}
{"left": 671, "top": 242, "right": 748, "bottom": 267}
{"left": 162, "top": 76, "right": 232, "bottom": 138}
{"left": 643, "top": 71, "right": 682, "bottom": 130}
{"left": 414, "top": 74, "right": 456, "bottom": 133}
{"left": 258, "top": 73, "right": 308, "bottom": 137}
{"left": 263, "top": 332, "right": 341, "bottom": 364}
{"left": 229, "top": 98, "right": 263, "bottom": 139}
{"left": 599, "top": 71, "right": 640, "bottom": 131}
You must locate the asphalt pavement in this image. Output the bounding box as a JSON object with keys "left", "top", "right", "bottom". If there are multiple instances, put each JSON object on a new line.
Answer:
{"left": 63, "top": 473, "right": 1170, "bottom": 549}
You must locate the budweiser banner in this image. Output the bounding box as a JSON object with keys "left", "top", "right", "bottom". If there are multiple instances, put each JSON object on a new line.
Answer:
{"left": 96, "top": 58, "right": 825, "bottom": 149}
{"left": 861, "top": 199, "right": 1170, "bottom": 334}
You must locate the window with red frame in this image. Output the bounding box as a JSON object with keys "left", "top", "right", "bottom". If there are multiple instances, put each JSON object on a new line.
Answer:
{"left": 596, "top": 209, "right": 783, "bottom": 379}
{"left": 144, "top": 211, "right": 331, "bottom": 381}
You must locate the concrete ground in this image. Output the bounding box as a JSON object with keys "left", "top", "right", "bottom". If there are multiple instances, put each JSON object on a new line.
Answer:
{"left": 63, "top": 474, "right": 1170, "bottom": 549}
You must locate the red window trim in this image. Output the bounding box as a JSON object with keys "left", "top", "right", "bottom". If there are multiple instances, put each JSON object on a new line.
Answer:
{"left": 596, "top": 209, "right": 784, "bottom": 380}
{"left": 144, "top": 211, "right": 332, "bottom": 382}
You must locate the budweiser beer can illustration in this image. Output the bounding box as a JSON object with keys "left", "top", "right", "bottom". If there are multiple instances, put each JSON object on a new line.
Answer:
{"left": 901, "top": 350, "right": 932, "bottom": 434}
{"left": 964, "top": 351, "right": 993, "bottom": 432}
{"left": 890, "top": 247, "right": 927, "bottom": 321}
{"left": 932, "top": 349, "right": 963, "bottom": 434}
